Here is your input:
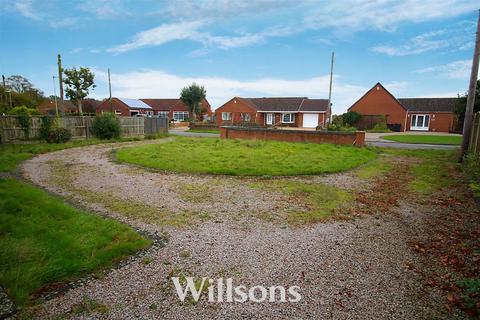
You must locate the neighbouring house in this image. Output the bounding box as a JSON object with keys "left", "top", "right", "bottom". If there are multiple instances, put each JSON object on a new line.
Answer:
{"left": 348, "top": 83, "right": 458, "bottom": 132}
{"left": 38, "top": 100, "right": 78, "bottom": 115}
{"left": 96, "top": 98, "right": 153, "bottom": 116}
{"left": 141, "top": 98, "right": 213, "bottom": 122}
{"left": 215, "top": 97, "right": 330, "bottom": 128}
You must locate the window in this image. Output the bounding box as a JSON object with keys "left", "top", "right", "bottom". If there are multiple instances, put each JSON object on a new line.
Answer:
{"left": 157, "top": 111, "right": 168, "bottom": 118}
{"left": 411, "top": 114, "right": 430, "bottom": 130}
{"left": 282, "top": 113, "right": 295, "bottom": 123}
{"left": 173, "top": 111, "right": 189, "bottom": 121}
{"left": 241, "top": 113, "right": 251, "bottom": 122}
{"left": 222, "top": 112, "right": 232, "bottom": 121}
{"left": 146, "top": 111, "right": 153, "bottom": 116}
{"left": 130, "top": 110, "right": 139, "bottom": 116}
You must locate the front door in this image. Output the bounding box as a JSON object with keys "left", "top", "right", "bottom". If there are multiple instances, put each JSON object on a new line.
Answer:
{"left": 411, "top": 114, "right": 430, "bottom": 131}
{"left": 266, "top": 113, "right": 274, "bottom": 125}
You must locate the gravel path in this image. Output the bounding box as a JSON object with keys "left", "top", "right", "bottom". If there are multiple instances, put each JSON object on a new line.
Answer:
{"left": 20, "top": 138, "right": 446, "bottom": 319}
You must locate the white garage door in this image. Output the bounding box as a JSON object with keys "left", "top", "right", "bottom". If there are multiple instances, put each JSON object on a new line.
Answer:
{"left": 303, "top": 114, "right": 318, "bottom": 128}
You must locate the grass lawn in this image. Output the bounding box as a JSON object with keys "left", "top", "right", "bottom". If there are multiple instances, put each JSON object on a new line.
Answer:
{"left": 116, "top": 137, "right": 377, "bottom": 176}
{"left": 0, "top": 179, "right": 150, "bottom": 307}
{"left": 380, "top": 134, "right": 462, "bottom": 145}
{"left": 0, "top": 137, "right": 141, "bottom": 172}
{"left": 188, "top": 129, "right": 220, "bottom": 134}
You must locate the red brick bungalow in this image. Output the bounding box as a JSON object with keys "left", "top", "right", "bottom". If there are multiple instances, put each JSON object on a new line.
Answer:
{"left": 348, "top": 83, "right": 457, "bottom": 132}
{"left": 140, "top": 98, "right": 212, "bottom": 122}
{"left": 97, "top": 98, "right": 153, "bottom": 116}
{"left": 215, "top": 97, "right": 330, "bottom": 128}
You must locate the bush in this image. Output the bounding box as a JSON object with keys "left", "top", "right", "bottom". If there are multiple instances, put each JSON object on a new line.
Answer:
{"left": 8, "top": 105, "right": 40, "bottom": 116}
{"left": 46, "top": 128, "right": 72, "bottom": 144}
{"left": 91, "top": 113, "right": 121, "bottom": 139}
{"left": 39, "top": 116, "right": 55, "bottom": 141}
{"left": 463, "top": 153, "right": 480, "bottom": 197}
{"left": 342, "top": 111, "right": 361, "bottom": 127}
{"left": 327, "top": 124, "right": 356, "bottom": 132}
{"left": 367, "top": 122, "right": 391, "bottom": 133}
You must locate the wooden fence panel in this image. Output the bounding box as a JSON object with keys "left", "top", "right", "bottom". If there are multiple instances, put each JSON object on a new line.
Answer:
{"left": 468, "top": 112, "right": 480, "bottom": 156}
{"left": 119, "top": 117, "right": 144, "bottom": 136}
{"left": 0, "top": 116, "right": 152, "bottom": 142}
{"left": 144, "top": 117, "right": 168, "bottom": 135}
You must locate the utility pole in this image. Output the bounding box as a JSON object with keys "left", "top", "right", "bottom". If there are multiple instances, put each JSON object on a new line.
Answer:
{"left": 52, "top": 76, "right": 58, "bottom": 116}
{"left": 57, "top": 54, "right": 64, "bottom": 107}
{"left": 460, "top": 9, "right": 480, "bottom": 161}
{"left": 108, "top": 68, "right": 113, "bottom": 112}
{"left": 327, "top": 52, "right": 335, "bottom": 124}
{"left": 1, "top": 75, "right": 5, "bottom": 105}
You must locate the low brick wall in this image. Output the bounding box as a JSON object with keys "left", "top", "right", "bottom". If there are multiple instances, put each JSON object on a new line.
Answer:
{"left": 189, "top": 123, "right": 219, "bottom": 130}
{"left": 220, "top": 126, "right": 365, "bottom": 146}
{"left": 171, "top": 122, "right": 190, "bottom": 128}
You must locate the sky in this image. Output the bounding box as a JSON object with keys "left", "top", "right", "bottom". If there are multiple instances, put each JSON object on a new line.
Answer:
{"left": 0, "top": 0, "right": 479, "bottom": 114}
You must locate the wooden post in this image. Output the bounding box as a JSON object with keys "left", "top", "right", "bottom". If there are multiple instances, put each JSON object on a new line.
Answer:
{"left": 57, "top": 54, "right": 64, "bottom": 109}
{"left": 460, "top": 10, "right": 480, "bottom": 161}
{"left": 327, "top": 52, "right": 334, "bottom": 124}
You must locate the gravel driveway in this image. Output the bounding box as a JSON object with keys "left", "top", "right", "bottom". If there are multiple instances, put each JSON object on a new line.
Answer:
{"left": 20, "top": 138, "right": 448, "bottom": 319}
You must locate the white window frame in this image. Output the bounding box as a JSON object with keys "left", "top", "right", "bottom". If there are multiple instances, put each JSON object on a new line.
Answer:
{"left": 410, "top": 114, "right": 430, "bottom": 131}
{"left": 173, "top": 111, "right": 189, "bottom": 121}
{"left": 282, "top": 113, "right": 295, "bottom": 124}
{"left": 241, "top": 113, "right": 251, "bottom": 122}
{"left": 145, "top": 111, "right": 153, "bottom": 116}
{"left": 129, "top": 110, "right": 139, "bottom": 116}
{"left": 222, "top": 112, "right": 232, "bottom": 121}
{"left": 266, "top": 113, "right": 274, "bottom": 125}
{"left": 157, "top": 111, "right": 168, "bottom": 118}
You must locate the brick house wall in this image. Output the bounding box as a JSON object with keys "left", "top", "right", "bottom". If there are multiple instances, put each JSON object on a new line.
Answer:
{"left": 97, "top": 99, "right": 152, "bottom": 116}
{"left": 406, "top": 112, "right": 455, "bottom": 132}
{"left": 215, "top": 98, "right": 261, "bottom": 126}
{"left": 220, "top": 126, "right": 365, "bottom": 146}
{"left": 349, "top": 84, "right": 407, "bottom": 132}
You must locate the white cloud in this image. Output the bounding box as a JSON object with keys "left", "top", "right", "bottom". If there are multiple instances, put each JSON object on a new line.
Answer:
{"left": 14, "top": 0, "right": 41, "bottom": 20}
{"left": 304, "top": 0, "right": 477, "bottom": 33}
{"left": 107, "top": 21, "right": 297, "bottom": 53}
{"left": 372, "top": 21, "right": 476, "bottom": 56}
{"left": 414, "top": 59, "right": 472, "bottom": 79}
{"left": 108, "top": 0, "right": 478, "bottom": 54}
{"left": 78, "top": 0, "right": 129, "bottom": 19}
{"left": 92, "top": 68, "right": 367, "bottom": 114}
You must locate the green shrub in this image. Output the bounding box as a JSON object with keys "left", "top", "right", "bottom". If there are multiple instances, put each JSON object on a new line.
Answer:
{"left": 46, "top": 128, "right": 72, "bottom": 144}
{"left": 367, "top": 122, "right": 391, "bottom": 133}
{"left": 327, "top": 124, "right": 356, "bottom": 132}
{"left": 92, "top": 113, "right": 121, "bottom": 139}
{"left": 463, "top": 153, "right": 480, "bottom": 197}
{"left": 342, "top": 111, "right": 361, "bottom": 126}
{"left": 39, "top": 116, "right": 55, "bottom": 141}
{"left": 7, "top": 105, "right": 40, "bottom": 116}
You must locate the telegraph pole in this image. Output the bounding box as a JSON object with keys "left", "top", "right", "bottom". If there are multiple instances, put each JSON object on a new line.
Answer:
{"left": 460, "top": 9, "right": 480, "bottom": 161}
{"left": 52, "top": 76, "right": 58, "bottom": 116}
{"left": 327, "top": 52, "right": 335, "bottom": 124}
{"left": 108, "top": 68, "right": 113, "bottom": 112}
{"left": 57, "top": 54, "right": 64, "bottom": 107}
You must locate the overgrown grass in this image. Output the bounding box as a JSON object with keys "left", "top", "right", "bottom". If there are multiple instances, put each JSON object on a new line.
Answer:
{"left": 355, "top": 157, "right": 393, "bottom": 180}
{"left": 0, "top": 179, "right": 150, "bottom": 307}
{"left": 381, "top": 134, "right": 462, "bottom": 145}
{"left": 250, "top": 180, "right": 352, "bottom": 225}
{"left": 0, "top": 137, "right": 142, "bottom": 172}
{"left": 116, "top": 137, "right": 376, "bottom": 176}
{"left": 381, "top": 148, "right": 458, "bottom": 195}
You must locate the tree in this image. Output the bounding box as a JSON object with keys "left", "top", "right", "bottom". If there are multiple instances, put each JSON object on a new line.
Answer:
{"left": 455, "top": 80, "right": 480, "bottom": 130}
{"left": 180, "top": 83, "right": 206, "bottom": 121}
{"left": 5, "top": 75, "right": 34, "bottom": 93}
{"left": 342, "top": 111, "right": 362, "bottom": 127}
{"left": 63, "top": 67, "right": 96, "bottom": 114}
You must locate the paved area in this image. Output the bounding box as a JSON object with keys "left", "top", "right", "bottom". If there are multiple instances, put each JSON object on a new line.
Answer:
{"left": 18, "top": 139, "right": 453, "bottom": 319}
